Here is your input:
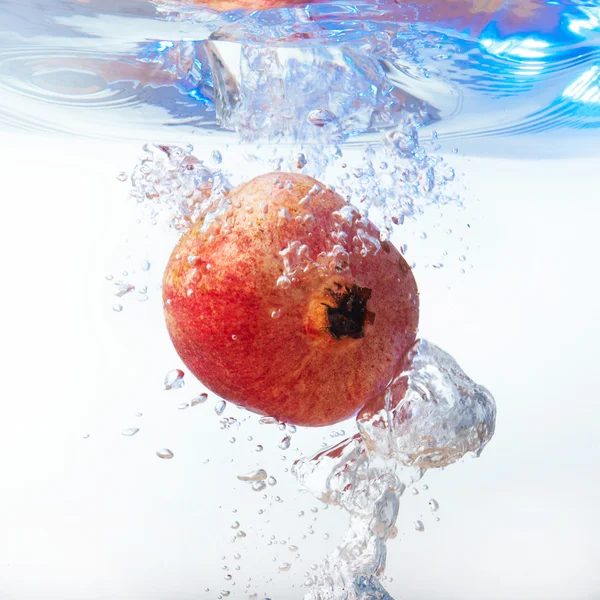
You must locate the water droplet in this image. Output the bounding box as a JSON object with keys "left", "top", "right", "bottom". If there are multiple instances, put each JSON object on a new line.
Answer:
{"left": 255, "top": 444, "right": 264, "bottom": 452}
{"left": 164, "top": 369, "right": 185, "bottom": 391}
{"left": 236, "top": 530, "right": 246, "bottom": 538}
{"left": 308, "top": 109, "right": 336, "bottom": 127}
{"left": 267, "top": 477, "right": 277, "bottom": 486}
{"left": 276, "top": 275, "right": 291, "bottom": 289}
{"left": 231, "top": 521, "right": 240, "bottom": 529}
{"left": 234, "top": 553, "right": 241, "bottom": 560}
{"left": 323, "top": 533, "right": 329, "bottom": 540}
{"left": 296, "top": 153, "right": 307, "bottom": 169}
{"left": 279, "top": 436, "right": 291, "bottom": 450}
{"left": 191, "top": 393, "right": 208, "bottom": 406}
{"left": 122, "top": 428, "right": 139, "bottom": 437}
{"left": 229, "top": 437, "right": 236, "bottom": 444}
{"left": 420, "top": 232, "right": 428, "bottom": 240}
{"left": 215, "top": 400, "right": 227, "bottom": 415}
{"left": 429, "top": 499, "right": 439, "bottom": 512}
{"left": 112, "top": 304, "right": 123, "bottom": 313}
{"left": 459, "top": 255, "right": 466, "bottom": 262}
{"left": 252, "top": 481, "right": 267, "bottom": 492}
{"left": 279, "top": 562, "right": 291, "bottom": 572}
{"left": 116, "top": 172, "right": 128, "bottom": 182}
{"left": 156, "top": 448, "right": 174, "bottom": 460}
{"left": 224, "top": 574, "right": 232, "bottom": 581}
{"left": 422, "top": 484, "right": 429, "bottom": 490}
{"left": 414, "top": 520, "right": 425, "bottom": 532}
{"left": 311, "top": 507, "right": 318, "bottom": 513}
{"left": 141, "top": 260, "right": 151, "bottom": 271}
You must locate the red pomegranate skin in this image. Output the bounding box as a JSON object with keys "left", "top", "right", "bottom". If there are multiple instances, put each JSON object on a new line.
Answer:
{"left": 163, "top": 172, "right": 419, "bottom": 427}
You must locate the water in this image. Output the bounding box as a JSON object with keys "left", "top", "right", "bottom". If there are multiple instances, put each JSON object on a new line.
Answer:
{"left": 2, "top": 1, "right": 599, "bottom": 600}
{"left": 2, "top": 0, "right": 600, "bottom": 154}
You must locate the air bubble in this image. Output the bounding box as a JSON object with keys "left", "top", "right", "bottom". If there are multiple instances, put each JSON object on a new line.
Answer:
{"left": 164, "top": 369, "right": 185, "bottom": 391}
{"left": 238, "top": 469, "right": 267, "bottom": 482}
{"left": 156, "top": 448, "right": 174, "bottom": 460}
{"left": 429, "top": 499, "right": 439, "bottom": 512}
{"left": 191, "top": 393, "right": 208, "bottom": 406}
{"left": 252, "top": 481, "right": 267, "bottom": 492}
{"left": 215, "top": 400, "right": 227, "bottom": 416}
{"left": 116, "top": 172, "right": 128, "bottom": 182}
{"left": 414, "top": 520, "right": 425, "bottom": 532}
{"left": 308, "top": 109, "right": 336, "bottom": 127}
{"left": 112, "top": 304, "right": 123, "bottom": 313}
{"left": 279, "top": 436, "right": 291, "bottom": 450}
{"left": 122, "top": 428, "right": 139, "bottom": 437}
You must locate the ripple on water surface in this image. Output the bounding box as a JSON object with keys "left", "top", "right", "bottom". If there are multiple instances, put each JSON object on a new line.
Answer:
{"left": 2, "top": 2, "right": 600, "bottom": 148}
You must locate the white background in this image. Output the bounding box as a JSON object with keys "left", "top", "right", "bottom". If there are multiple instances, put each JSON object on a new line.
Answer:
{"left": 0, "top": 132, "right": 599, "bottom": 600}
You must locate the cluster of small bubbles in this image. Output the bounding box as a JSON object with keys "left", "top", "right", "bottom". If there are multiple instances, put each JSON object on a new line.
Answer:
{"left": 121, "top": 428, "right": 140, "bottom": 437}
{"left": 164, "top": 369, "right": 185, "bottom": 391}
{"left": 128, "top": 144, "right": 231, "bottom": 233}
{"left": 214, "top": 400, "right": 227, "bottom": 416}
{"left": 329, "top": 430, "right": 346, "bottom": 438}
{"left": 156, "top": 448, "right": 174, "bottom": 460}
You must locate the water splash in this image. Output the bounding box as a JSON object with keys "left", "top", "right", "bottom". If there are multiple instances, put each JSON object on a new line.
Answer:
{"left": 293, "top": 339, "right": 496, "bottom": 600}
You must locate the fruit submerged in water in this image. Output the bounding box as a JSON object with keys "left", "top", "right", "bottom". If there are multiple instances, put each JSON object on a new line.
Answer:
{"left": 162, "top": 172, "right": 419, "bottom": 426}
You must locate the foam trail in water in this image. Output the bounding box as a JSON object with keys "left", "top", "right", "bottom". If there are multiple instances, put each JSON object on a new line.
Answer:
{"left": 293, "top": 339, "right": 496, "bottom": 600}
